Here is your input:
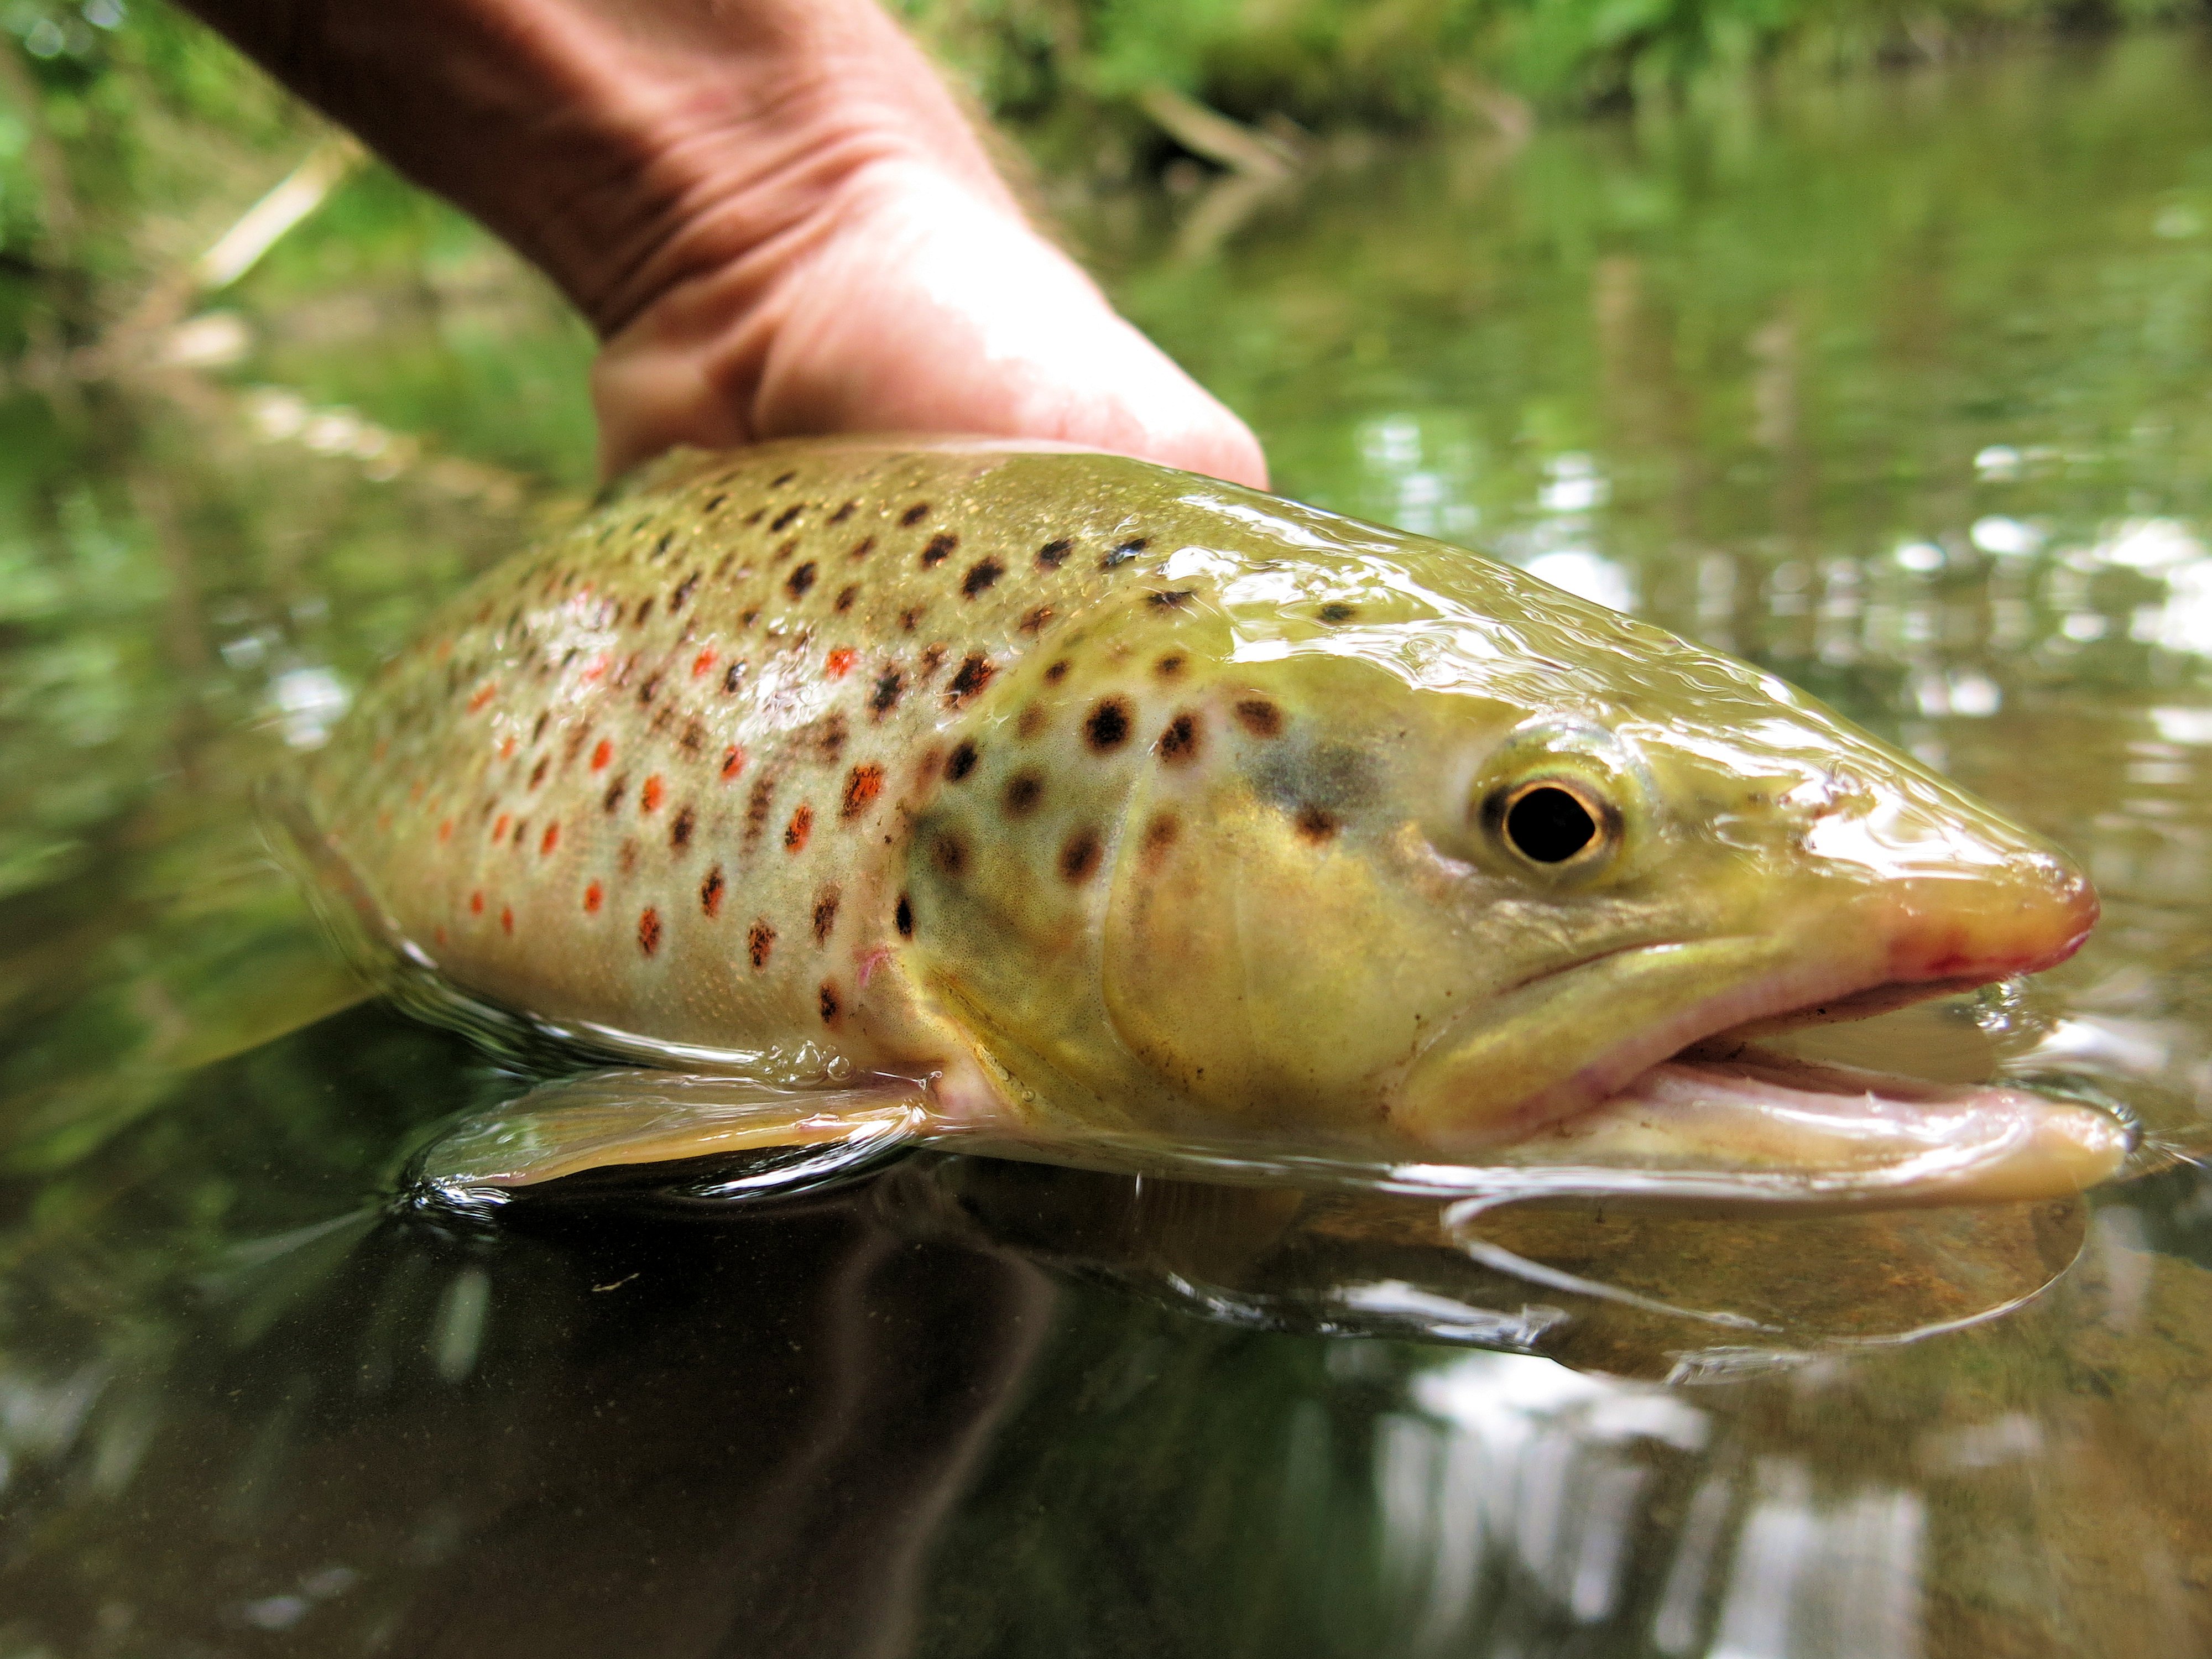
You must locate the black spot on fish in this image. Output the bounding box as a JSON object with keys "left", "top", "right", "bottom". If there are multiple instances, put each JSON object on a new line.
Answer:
{"left": 901, "top": 502, "right": 931, "bottom": 526}
{"left": 672, "top": 571, "right": 700, "bottom": 610}
{"left": 933, "top": 831, "right": 968, "bottom": 880}
{"left": 723, "top": 661, "right": 746, "bottom": 694}
{"left": 829, "top": 499, "right": 857, "bottom": 524}
{"left": 680, "top": 718, "right": 706, "bottom": 754}
{"left": 813, "top": 885, "right": 841, "bottom": 943}
{"left": 946, "top": 742, "right": 979, "bottom": 782}
{"left": 638, "top": 907, "right": 661, "bottom": 956}
{"left": 1004, "top": 772, "right": 1044, "bottom": 816}
{"left": 1019, "top": 606, "right": 1053, "bottom": 633}
{"left": 1318, "top": 602, "right": 1357, "bottom": 623}
{"left": 1084, "top": 699, "right": 1131, "bottom": 751}
{"left": 921, "top": 533, "right": 958, "bottom": 568}
{"left": 700, "top": 865, "right": 725, "bottom": 917}
{"left": 870, "top": 670, "right": 904, "bottom": 717}
{"left": 1060, "top": 828, "right": 1102, "bottom": 884}
{"left": 834, "top": 584, "right": 858, "bottom": 612}
{"left": 1155, "top": 653, "right": 1187, "bottom": 679}
{"left": 635, "top": 597, "right": 655, "bottom": 625}
{"left": 1234, "top": 699, "right": 1284, "bottom": 738}
{"left": 531, "top": 711, "right": 550, "bottom": 743}
{"left": 638, "top": 674, "right": 661, "bottom": 705}
{"left": 1156, "top": 713, "right": 1201, "bottom": 765}
{"left": 1295, "top": 806, "right": 1339, "bottom": 842}
{"left": 704, "top": 493, "right": 728, "bottom": 512}
{"left": 745, "top": 774, "right": 777, "bottom": 841}
{"left": 771, "top": 503, "right": 805, "bottom": 531}
{"left": 1140, "top": 811, "right": 1179, "bottom": 869}
{"left": 1100, "top": 538, "right": 1148, "bottom": 570}
{"left": 748, "top": 920, "right": 775, "bottom": 968}
{"left": 962, "top": 557, "right": 1005, "bottom": 597}
{"left": 819, "top": 982, "right": 839, "bottom": 1023}
{"left": 670, "top": 805, "right": 695, "bottom": 849}
{"left": 895, "top": 892, "right": 914, "bottom": 937}
{"left": 529, "top": 755, "right": 550, "bottom": 789}
{"left": 847, "top": 536, "right": 875, "bottom": 561}
{"left": 603, "top": 774, "right": 629, "bottom": 813}
{"left": 1036, "top": 538, "right": 1072, "bottom": 570}
{"left": 1147, "top": 589, "right": 1194, "bottom": 609}
{"left": 771, "top": 470, "right": 797, "bottom": 489}
{"left": 811, "top": 712, "right": 848, "bottom": 763}
{"left": 1044, "top": 659, "right": 1071, "bottom": 684}
{"left": 652, "top": 531, "right": 673, "bottom": 561}
{"left": 946, "top": 653, "right": 994, "bottom": 706}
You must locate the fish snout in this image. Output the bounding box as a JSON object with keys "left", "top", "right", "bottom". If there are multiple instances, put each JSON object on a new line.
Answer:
{"left": 1802, "top": 785, "right": 2099, "bottom": 988}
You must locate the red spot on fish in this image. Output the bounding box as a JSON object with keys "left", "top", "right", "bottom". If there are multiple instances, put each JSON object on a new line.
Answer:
{"left": 470, "top": 891, "right": 484, "bottom": 915}
{"left": 722, "top": 745, "right": 748, "bottom": 781}
{"left": 785, "top": 804, "right": 813, "bottom": 852}
{"left": 841, "top": 764, "right": 884, "bottom": 820}
{"left": 584, "top": 881, "right": 603, "bottom": 914}
{"left": 437, "top": 820, "right": 453, "bottom": 843}
{"left": 580, "top": 655, "right": 610, "bottom": 683}
{"left": 540, "top": 822, "right": 560, "bottom": 854}
{"left": 499, "top": 735, "right": 517, "bottom": 760}
{"left": 492, "top": 814, "right": 510, "bottom": 841}
{"left": 641, "top": 775, "right": 665, "bottom": 813}
{"left": 826, "top": 646, "right": 857, "bottom": 679}
{"left": 468, "top": 683, "right": 497, "bottom": 713}
{"left": 638, "top": 907, "right": 661, "bottom": 956}
{"left": 500, "top": 905, "right": 514, "bottom": 935}
{"left": 692, "top": 647, "right": 717, "bottom": 677}
{"left": 591, "top": 739, "right": 613, "bottom": 771}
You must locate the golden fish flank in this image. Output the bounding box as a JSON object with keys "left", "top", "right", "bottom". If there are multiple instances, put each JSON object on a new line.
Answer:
{"left": 301, "top": 437, "right": 2128, "bottom": 1202}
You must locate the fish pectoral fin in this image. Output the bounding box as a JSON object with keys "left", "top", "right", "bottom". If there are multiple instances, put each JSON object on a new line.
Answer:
{"left": 404, "top": 1069, "right": 931, "bottom": 1210}
{"left": 1508, "top": 1053, "right": 2131, "bottom": 1206}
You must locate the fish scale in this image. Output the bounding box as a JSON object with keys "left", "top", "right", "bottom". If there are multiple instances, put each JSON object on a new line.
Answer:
{"left": 299, "top": 436, "right": 2127, "bottom": 1207}
{"left": 305, "top": 439, "right": 1227, "bottom": 1087}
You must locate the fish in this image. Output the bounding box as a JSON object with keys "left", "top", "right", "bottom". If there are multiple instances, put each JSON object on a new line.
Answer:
{"left": 281, "top": 436, "right": 2128, "bottom": 1207}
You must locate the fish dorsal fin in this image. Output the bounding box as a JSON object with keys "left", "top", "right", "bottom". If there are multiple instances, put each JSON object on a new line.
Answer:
{"left": 404, "top": 1070, "right": 930, "bottom": 1213}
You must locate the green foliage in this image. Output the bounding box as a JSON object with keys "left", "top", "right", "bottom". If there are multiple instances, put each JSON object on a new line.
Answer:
{"left": 894, "top": 0, "right": 2206, "bottom": 162}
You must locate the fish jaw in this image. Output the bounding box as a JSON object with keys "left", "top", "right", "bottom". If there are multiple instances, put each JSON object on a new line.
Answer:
{"left": 1513, "top": 1055, "right": 2130, "bottom": 1206}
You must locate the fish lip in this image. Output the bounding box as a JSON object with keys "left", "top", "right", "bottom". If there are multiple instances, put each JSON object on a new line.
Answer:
{"left": 1462, "top": 883, "right": 2101, "bottom": 1141}
{"left": 1488, "top": 943, "right": 1897, "bottom": 1137}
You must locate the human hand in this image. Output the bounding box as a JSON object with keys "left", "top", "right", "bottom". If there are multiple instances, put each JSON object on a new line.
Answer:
{"left": 592, "top": 154, "right": 1269, "bottom": 488}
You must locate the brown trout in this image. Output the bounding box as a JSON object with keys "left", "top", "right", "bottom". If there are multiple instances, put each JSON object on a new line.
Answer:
{"left": 287, "top": 438, "right": 2127, "bottom": 1203}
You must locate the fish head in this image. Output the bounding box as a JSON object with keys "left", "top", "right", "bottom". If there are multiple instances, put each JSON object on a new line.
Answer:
{"left": 1078, "top": 523, "right": 2119, "bottom": 1199}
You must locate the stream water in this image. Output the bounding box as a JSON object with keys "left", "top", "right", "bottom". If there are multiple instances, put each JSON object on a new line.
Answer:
{"left": 5, "top": 35, "right": 2212, "bottom": 1658}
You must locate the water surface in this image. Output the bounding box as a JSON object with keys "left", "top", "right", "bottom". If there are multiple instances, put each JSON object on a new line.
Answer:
{"left": 6, "top": 36, "right": 2212, "bottom": 1657}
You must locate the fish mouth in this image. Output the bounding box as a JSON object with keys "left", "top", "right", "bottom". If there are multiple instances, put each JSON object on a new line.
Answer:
{"left": 1403, "top": 923, "right": 2128, "bottom": 1203}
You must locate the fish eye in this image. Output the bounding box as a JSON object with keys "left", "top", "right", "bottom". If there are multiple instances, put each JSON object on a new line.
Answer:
{"left": 1491, "top": 778, "right": 1614, "bottom": 868}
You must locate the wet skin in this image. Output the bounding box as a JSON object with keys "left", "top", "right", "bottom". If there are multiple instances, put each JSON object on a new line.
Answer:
{"left": 289, "top": 437, "right": 2126, "bottom": 1201}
